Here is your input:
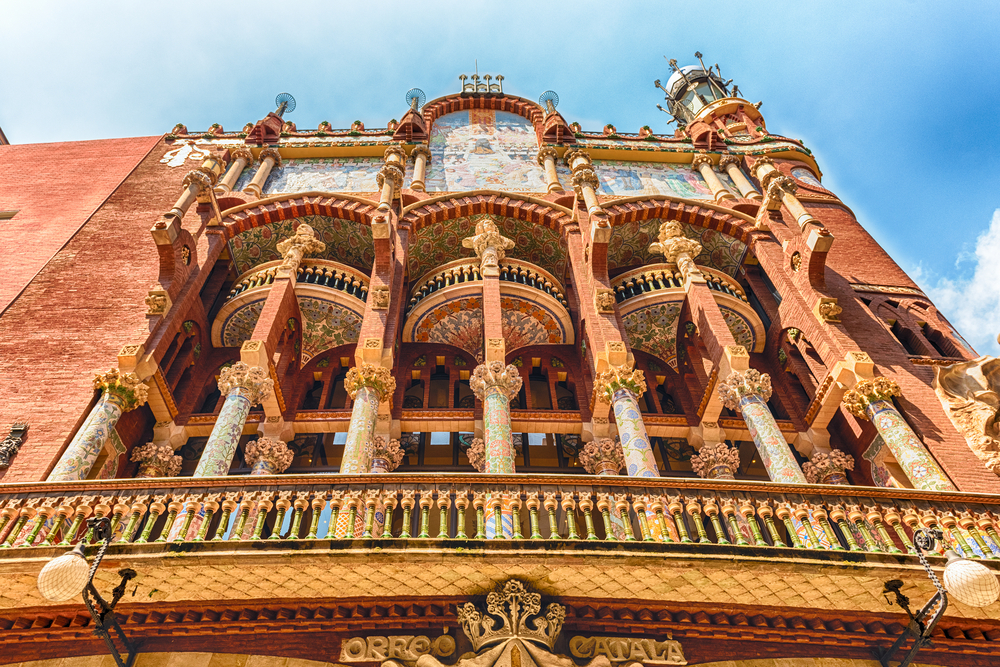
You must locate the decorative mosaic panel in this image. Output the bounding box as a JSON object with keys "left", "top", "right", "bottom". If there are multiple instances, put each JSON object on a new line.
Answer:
{"left": 501, "top": 295, "right": 565, "bottom": 349}
{"left": 719, "top": 306, "right": 756, "bottom": 349}
{"left": 229, "top": 216, "right": 374, "bottom": 275}
{"left": 222, "top": 299, "right": 265, "bottom": 347}
{"left": 622, "top": 302, "right": 683, "bottom": 369}
{"left": 593, "top": 160, "right": 713, "bottom": 199}
{"left": 791, "top": 166, "right": 822, "bottom": 188}
{"left": 607, "top": 219, "right": 747, "bottom": 276}
{"left": 299, "top": 297, "right": 364, "bottom": 362}
{"left": 424, "top": 110, "right": 546, "bottom": 192}
{"left": 262, "top": 157, "right": 384, "bottom": 194}
{"left": 408, "top": 214, "right": 566, "bottom": 283}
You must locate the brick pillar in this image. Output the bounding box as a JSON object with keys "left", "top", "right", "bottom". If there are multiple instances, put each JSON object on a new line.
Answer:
{"left": 48, "top": 370, "right": 149, "bottom": 481}
{"left": 462, "top": 216, "right": 515, "bottom": 363}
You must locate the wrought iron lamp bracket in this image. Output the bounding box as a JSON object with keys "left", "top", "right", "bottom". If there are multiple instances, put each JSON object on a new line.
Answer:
{"left": 81, "top": 517, "right": 139, "bottom": 667}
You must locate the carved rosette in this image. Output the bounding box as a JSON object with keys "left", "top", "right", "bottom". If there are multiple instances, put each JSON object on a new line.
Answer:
{"left": 462, "top": 218, "right": 515, "bottom": 275}
{"left": 366, "top": 436, "right": 405, "bottom": 473}
{"left": 94, "top": 369, "right": 149, "bottom": 411}
{"left": 276, "top": 224, "right": 326, "bottom": 275}
{"left": 594, "top": 364, "right": 647, "bottom": 403}
{"left": 344, "top": 363, "right": 396, "bottom": 403}
{"left": 690, "top": 443, "right": 740, "bottom": 480}
{"left": 370, "top": 286, "right": 390, "bottom": 310}
{"left": 130, "top": 442, "right": 182, "bottom": 478}
{"left": 244, "top": 437, "right": 294, "bottom": 474}
{"left": 578, "top": 438, "right": 625, "bottom": 475}
{"left": 802, "top": 449, "right": 855, "bottom": 485}
{"left": 217, "top": 362, "right": 274, "bottom": 406}
{"left": 717, "top": 369, "right": 772, "bottom": 410}
{"left": 842, "top": 377, "right": 901, "bottom": 420}
{"left": 470, "top": 361, "right": 523, "bottom": 402}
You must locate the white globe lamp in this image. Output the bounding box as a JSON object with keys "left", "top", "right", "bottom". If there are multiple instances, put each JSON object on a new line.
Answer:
{"left": 36, "top": 543, "right": 90, "bottom": 602}
{"left": 943, "top": 550, "right": 1000, "bottom": 608}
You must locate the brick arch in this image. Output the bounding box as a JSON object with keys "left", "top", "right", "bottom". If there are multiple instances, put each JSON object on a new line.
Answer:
{"left": 401, "top": 192, "right": 573, "bottom": 233}
{"left": 421, "top": 93, "right": 546, "bottom": 135}
{"left": 220, "top": 194, "right": 380, "bottom": 240}
{"left": 602, "top": 196, "right": 760, "bottom": 246}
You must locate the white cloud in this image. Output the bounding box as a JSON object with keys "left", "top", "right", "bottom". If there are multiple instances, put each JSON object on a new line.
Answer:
{"left": 914, "top": 209, "right": 1000, "bottom": 356}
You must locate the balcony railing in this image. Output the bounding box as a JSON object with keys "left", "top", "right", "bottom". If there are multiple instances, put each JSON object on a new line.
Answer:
{"left": 614, "top": 263, "right": 748, "bottom": 304}
{"left": 408, "top": 259, "right": 569, "bottom": 312}
{"left": 2, "top": 474, "right": 998, "bottom": 563}
{"left": 227, "top": 259, "right": 369, "bottom": 303}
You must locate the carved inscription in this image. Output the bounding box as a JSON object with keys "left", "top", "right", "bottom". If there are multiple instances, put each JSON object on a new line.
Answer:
{"left": 569, "top": 636, "right": 686, "bottom": 665}
{"left": 340, "top": 635, "right": 455, "bottom": 662}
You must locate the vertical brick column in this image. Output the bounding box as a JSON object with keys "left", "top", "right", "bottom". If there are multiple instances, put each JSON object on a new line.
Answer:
{"left": 594, "top": 366, "right": 659, "bottom": 477}
{"left": 48, "top": 370, "right": 149, "bottom": 481}
{"left": 462, "top": 217, "right": 515, "bottom": 363}
{"left": 341, "top": 364, "right": 396, "bottom": 474}
{"left": 843, "top": 378, "right": 956, "bottom": 491}
{"left": 470, "top": 361, "right": 523, "bottom": 474}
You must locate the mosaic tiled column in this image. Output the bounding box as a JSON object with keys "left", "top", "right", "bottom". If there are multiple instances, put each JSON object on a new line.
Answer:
{"left": 802, "top": 449, "right": 855, "bottom": 485}
{"left": 594, "top": 365, "right": 659, "bottom": 477}
{"left": 690, "top": 442, "right": 740, "bottom": 480}
{"left": 353, "top": 436, "right": 405, "bottom": 537}
{"left": 192, "top": 363, "right": 273, "bottom": 477}
{"left": 843, "top": 378, "right": 956, "bottom": 491}
{"left": 48, "top": 370, "right": 149, "bottom": 481}
{"left": 470, "top": 361, "right": 523, "bottom": 474}
{"left": 718, "top": 369, "right": 807, "bottom": 484}
{"left": 341, "top": 364, "right": 396, "bottom": 475}
{"left": 130, "top": 442, "right": 182, "bottom": 479}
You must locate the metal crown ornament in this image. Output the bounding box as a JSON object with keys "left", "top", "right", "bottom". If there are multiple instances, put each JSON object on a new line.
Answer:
{"left": 457, "top": 580, "right": 566, "bottom": 651}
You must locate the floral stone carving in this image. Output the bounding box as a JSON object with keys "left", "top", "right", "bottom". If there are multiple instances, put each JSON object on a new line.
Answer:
{"left": 594, "top": 364, "right": 647, "bottom": 402}
{"left": 578, "top": 438, "right": 625, "bottom": 475}
{"left": 276, "top": 223, "right": 327, "bottom": 275}
{"left": 366, "top": 436, "right": 405, "bottom": 472}
{"left": 217, "top": 362, "right": 273, "bottom": 406}
{"left": 244, "top": 437, "right": 294, "bottom": 474}
{"left": 466, "top": 437, "right": 487, "bottom": 472}
{"left": 457, "top": 579, "right": 566, "bottom": 651}
{"left": 130, "top": 442, "right": 182, "bottom": 478}
{"left": 935, "top": 357, "right": 1000, "bottom": 475}
{"left": 344, "top": 363, "right": 396, "bottom": 402}
{"left": 690, "top": 443, "right": 740, "bottom": 480}
{"left": 95, "top": 369, "right": 149, "bottom": 411}
{"left": 470, "top": 361, "right": 523, "bottom": 402}
{"left": 594, "top": 289, "right": 616, "bottom": 314}
{"left": 717, "top": 369, "right": 772, "bottom": 410}
{"left": 842, "top": 377, "right": 901, "bottom": 420}
{"left": 802, "top": 449, "right": 855, "bottom": 484}
{"left": 462, "top": 217, "right": 515, "bottom": 276}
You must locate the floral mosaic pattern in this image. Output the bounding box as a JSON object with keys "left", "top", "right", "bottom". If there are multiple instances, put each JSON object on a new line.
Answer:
{"left": 48, "top": 396, "right": 124, "bottom": 481}
{"left": 594, "top": 160, "right": 714, "bottom": 199}
{"left": 867, "top": 400, "right": 954, "bottom": 491}
{"left": 262, "top": 158, "right": 383, "bottom": 195}
{"left": 607, "top": 219, "right": 747, "bottom": 276}
{"left": 501, "top": 296, "right": 564, "bottom": 349}
{"left": 719, "top": 306, "right": 756, "bottom": 349}
{"left": 229, "top": 216, "right": 374, "bottom": 275}
{"left": 341, "top": 386, "right": 379, "bottom": 474}
{"left": 192, "top": 393, "right": 252, "bottom": 477}
{"left": 863, "top": 435, "right": 896, "bottom": 488}
{"left": 424, "top": 110, "right": 546, "bottom": 192}
{"left": 222, "top": 299, "right": 266, "bottom": 348}
{"left": 612, "top": 389, "right": 659, "bottom": 477}
{"left": 739, "top": 395, "right": 807, "bottom": 484}
{"left": 408, "top": 214, "right": 566, "bottom": 283}
{"left": 622, "top": 302, "right": 683, "bottom": 369}
{"left": 299, "top": 297, "right": 364, "bottom": 362}
{"left": 483, "top": 391, "right": 516, "bottom": 474}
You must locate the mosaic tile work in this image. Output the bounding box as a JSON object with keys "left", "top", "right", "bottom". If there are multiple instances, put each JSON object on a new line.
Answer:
{"left": 47, "top": 396, "right": 124, "bottom": 481}
{"left": 594, "top": 160, "right": 714, "bottom": 199}
{"left": 483, "top": 390, "right": 516, "bottom": 474}
{"left": 229, "top": 216, "right": 374, "bottom": 275}
{"left": 791, "top": 167, "right": 822, "bottom": 188}
{"left": 222, "top": 299, "right": 266, "bottom": 348}
{"left": 341, "top": 387, "right": 379, "bottom": 474}
{"left": 862, "top": 435, "right": 897, "bottom": 488}
{"left": 424, "top": 110, "right": 546, "bottom": 192}
{"left": 408, "top": 214, "right": 566, "bottom": 283}
{"left": 192, "top": 392, "right": 252, "bottom": 477}
{"left": 607, "top": 219, "right": 747, "bottom": 276}
{"left": 719, "top": 306, "right": 756, "bottom": 350}
{"left": 739, "top": 395, "right": 806, "bottom": 484}
{"left": 298, "top": 297, "right": 364, "bottom": 363}
{"left": 622, "top": 302, "right": 683, "bottom": 369}
{"left": 612, "top": 389, "right": 660, "bottom": 477}
{"left": 867, "top": 399, "right": 955, "bottom": 492}
{"left": 262, "top": 157, "right": 383, "bottom": 195}
{"left": 501, "top": 296, "right": 565, "bottom": 349}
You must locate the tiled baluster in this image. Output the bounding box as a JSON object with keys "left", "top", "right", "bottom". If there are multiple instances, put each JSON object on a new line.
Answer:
{"left": 380, "top": 490, "right": 398, "bottom": 539}
{"left": 173, "top": 498, "right": 201, "bottom": 542}
{"left": 901, "top": 506, "right": 923, "bottom": 554}
{"left": 195, "top": 497, "right": 221, "bottom": 542}
{"left": 775, "top": 504, "right": 804, "bottom": 549}
{"left": 417, "top": 490, "right": 433, "bottom": 538}
{"left": 134, "top": 499, "right": 166, "bottom": 544}
{"left": 756, "top": 501, "right": 786, "bottom": 547}
{"left": 703, "top": 497, "right": 730, "bottom": 545}
{"left": 615, "top": 495, "right": 636, "bottom": 541}
{"left": 829, "top": 506, "right": 861, "bottom": 551}
{"left": 812, "top": 507, "right": 843, "bottom": 551}
{"left": 0, "top": 504, "right": 19, "bottom": 543}
{"left": 155, "top": 500, "right": 183, "bottom": 543}
{"left": 437, "top": 490, "right": 451, "bottom": 539}
{"left": 794, "top": 504, "right": 822, "bottom": 550}
{"left": 867, "top": 505, "right": 901, "bottom": 554}
{"left": 544, "top": 493, "right": 560, "bottom": 539}
{"left": 578, "top": 493, "right": 598, "bottom": 541}
{"left": 526, "top": 493, "right": 542, "bottom": 539}
{"left": 214, "top": 497, "right": 238, "bottom": 541}
{"left": 304, "top": 493, "right": 326, "bottom": 540}
{"left": 720, "top": 498, "right": 748, "bottom": 546}
{"left": 668, "top": 496, "right": 691, "bottom": 543}
{"left": 939, "top": 513, "right": 970, "bottom": 557}
{"left": 399, "top": 490, "right": 416, "bottom": 539}
{"left": 492, "top": 494, "right": 505, "bottom": 540}
{"left": 685, "top": 497, "right": 709, "bottom": 544}
{"left": 919, "top": 509, "right": 947, "bottom": 555}
{"left": 739, "top": 499, "right": 767, "bottom": 547}
{"left": 106, "top": 499, "right": 129, "bottom": 538}
{"left": 847, "top": 504, "right": 877, "bottom": 552}
{"left": 362, "top": 490, "right": 380, "bottom": 539}
{"left": 976, "top": 512, "right": 1000, "bottom": 557}
{"left": 80, "top": 498, "right": 110, "bottom": 543}
{"left": 250, "top": 496, "right": 274, "bottom": 540}
{"left": 342, "top": 491, "right": 362, "bottom": 538}
{"left": 632, "top": 496, "right": 651, "bottom": 542}
{"left": 649, "top": 497, "right": 672, "bottom": 543}
{"left": 472, "top": 492, "right": 486, "bottom": 539}
{"left": 453, "top": 490, "right": 469, "bottom": 539}
{"left": 231, "top": 494, "right": 256, "bottom": 541}
{"left": 962, "top": 511, "right": 997, "bottom": 558}
{"left": 597, "top": 495, "right": 615, "bottom": 541}
{"left": 288, "top": 494, "right": 309, "bottom": 539}
{"left": 269, "top": 492, "right": 292, "bottom": 540}
{"left": 882, "top": 506, "right": 914, "bottom": 554}
{"left": 42, "top": 504, "right": 75, "bottom": 546}
{"left": 324, "top": 492, "right": 343, "bottom": 539}
{"left": 21, "top": 502, "right": 56, "bottom": 547}
{"left": 508, "top": 493, "right": 523, "bottom": 539}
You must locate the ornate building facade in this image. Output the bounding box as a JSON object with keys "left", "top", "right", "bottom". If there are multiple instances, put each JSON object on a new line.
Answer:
{"left": 1, "top": 63, "right": 999, "bottom": 666}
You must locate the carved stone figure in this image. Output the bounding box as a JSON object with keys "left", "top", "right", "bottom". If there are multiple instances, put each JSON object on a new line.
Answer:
{"left": 276, "top": 224, "right": 327, "bottom": 275}
{"left": 935, "top": 356, "right": 1000, "bottom": 475}
{"left": 462, "top": 217, "right": 515, "bottom": 276}
{"left": 648, "top": 220, "right": 703, "bottom": 281}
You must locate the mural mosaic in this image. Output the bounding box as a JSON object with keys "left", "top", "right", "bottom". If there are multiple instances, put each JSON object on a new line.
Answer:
{"left": 424, "top": 110, "right": 546, "bottom": 192}
{"left": 229, "top": 216, "right": 375, "bottom": 275}
{"left": 501, "top": 295, "right": 565, "bottom": 350}
{"left": 298, "top": 297, "right": 364, "bottom": 362}
{"left": 222, "top": 299, "right": 265, "bottom": 348}
{"left": 607, "top": 219, "right": 747, "bottom": 275}
{"left": 719, "top": 306, "right": 756, "bottom": 349}
{"left": 593, "top": 160, "right": 714, "bottom": 199}
{"left": 622, "top": 302, "right": 683, "bottom": 369}
{"left": 791, "top": 167, "right": 823, "bottom": 188}
{"left": 262, "top": 157, "right": 384, "bottom": 195}
{"left": 407, "top": 214, "right": 566, "bottom": 282}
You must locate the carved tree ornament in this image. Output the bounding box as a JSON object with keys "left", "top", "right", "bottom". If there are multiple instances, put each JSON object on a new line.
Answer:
{"left": 648, "top": 220, "right": 703, "bottom": 281}
{"left": 276, "top": 224, "right": 327, "bottom": 275}
{"left": 462, "top": 217, "right": 516, "bottom": 276}
{"left": 344, "top": 363, "right": 396, "bottom": 402}
{"left": 802, "top": 449, "right": 855, "bottom": 484}
{"left": 690, "top": 442, "right": 740, "bottom": 480}
{"left": 578, "top": 438, "right": 625, "bottom": 475}
{"left": 934, "top": 357, "right": 1000, "bottom": 475}
{"left": 470, "top": 361, "right": 523, "bottom": 402}
{"left": 841, "top": 377, "right": 901, "bottom": 420}
{"left": 217, "top": 362, "right": 274, "bottom": 405}
{"left": 130, "top": 442, "right": 182, "bottom": 478}
{"left": 717, "top": 369, "right": 772, "bottom": 410}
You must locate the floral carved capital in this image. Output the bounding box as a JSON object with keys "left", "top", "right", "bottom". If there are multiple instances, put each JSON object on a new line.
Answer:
{"left": 690, "top": 443, "right": 740, "bottom": 480}
{"left": 230, "top": 147, "right": 254, "bottom": 164}
{"left": 95, "top": 368, "right": 149, "bottom": 411}
{"left": 470, "top": 361, "right": 523, "bottom": 402}
{"left": 578, "top": 438, "right": 625, "bottom": 475}
{"left": 536, "top": 146, "right": 559, "bottom": 166}
{"left": 802, "top": 449, "right": 855, "bottom": 484}
{"left": 259, "top": 146, "right": 282, "bottom": 167}
{"left": 717, "top": 368, "right": 772, "bottom": 410}
{"left": 594, "top": 364, "right": 646, "bottom": 402}
{"left": 466, "top": 438, "right": 486, "bottom": 472}
{"left": 366, "top": 436, "right": 405, "bottom": 472}
{"left": 217, "top": 362, "right": 273, "bottom": 406}
{"left": 245, "top": 437, "right": 294, "bottom": 473}
{"left": 344, "top": 363, "right": 396, "bottom": 402}
{"left": 130, "top": 442, "right": 182, "bottom": 478}
{"left": 376, "top": 164, "right": 404, "bottom": 189}
{"left": 842, "top": 377, "right": 901, "bottom": 420}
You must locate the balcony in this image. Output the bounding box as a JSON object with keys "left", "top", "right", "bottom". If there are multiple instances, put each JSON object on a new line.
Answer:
{"left": 407, "top": 258, "right": 569, "bottom": 312}
{"left": 613, "top": 263, "right": 747, "bottom": 304}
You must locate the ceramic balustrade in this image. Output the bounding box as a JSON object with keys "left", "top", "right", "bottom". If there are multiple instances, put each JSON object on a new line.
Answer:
{"left": 407, "top": 258, "right": 568, "bottom": 311}
{"left": 614, "top": 263, "right": 748, "bottom": 304}
{"left": 227, "top": 259, "right": 369, "bottom": 302}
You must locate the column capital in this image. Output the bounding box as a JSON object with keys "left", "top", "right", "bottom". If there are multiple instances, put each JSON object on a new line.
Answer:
{"left": 244, "top": 437, "right": 294, "bottom": 474}
{"left": 470, "top": 361, "right": 522, "bottom": 402}
{"left": 95, "top": 369, "right": 149, "bottom": 411}
{"left": 230, "top": 146, "right": 254, "bottom": 164}
{"left": 802, "top": 449, "right": 855, "bottom": 484}
{"left": 751, "top": 155, "right": 775, "bottom": 176}
{"left": 718, "top": 154, "right": 743, "bottom": 169}
{"left": 842, "top": 377, "right": 901, "bottom": 420}
{"left": 564, "top": 147, "right": 593, "bottom": 170}
{"left": 376, "top": 164, "right": 404, "bottom": 189}
{"left": 182, "top": 169, "right": 214, "bottom": 193}
{"left": 276, "top": 223, "right": 326, "bottom": 275}
{"left": 594, "top": 364, "right": 646, "bottom": 402}
{"left": 579, "top": 438, "right": 625, "bottom": 475}
{"left": 466, "top": 437, "right": 487, "bottom": 472}
{"left": 218, "top": 362, "right": 274, "bottom": 406}
{"left": 462, "top": 217, "right": 515, "bottom": 275}
{"left": 536, "top": 146, "right": 559, "bottom": 166}
{"left": 130, "top": 442, "right": 182, "bottom": 478}
{"left": 717, "top": 368, "right": 772, "bottom": 409}
{"left": 410, "top": 143, "right": 432, "bottom": 160}
{"left": 344, "top": 363, "right": 396, "bottom": 402}
{"left": 691, "top": 152, "right": 715, "bottom": 169}
{"left": 258, "top": 146, "right": 282, "bottom": 168}
{"left": 690, "top": 443, "right": 740, "bottom": 480}
{"left": 570, "top": 168, "right": 600, "bottom": 191}
{"left": 366, "top": 436, "right": 405, "bottom": 472}
{"left": 383, "top": 145, "right": 407, "bottom": 166}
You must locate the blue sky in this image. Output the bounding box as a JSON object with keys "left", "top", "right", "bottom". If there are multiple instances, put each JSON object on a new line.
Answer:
{"left": 2, "top": 1, "right": 998, "bottom": 353}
